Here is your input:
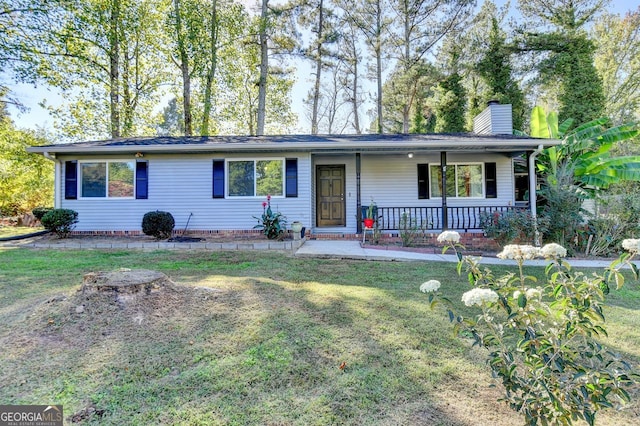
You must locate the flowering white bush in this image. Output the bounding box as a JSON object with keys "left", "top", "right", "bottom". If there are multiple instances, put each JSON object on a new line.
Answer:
{"left": 621, "top": 238, "right": 640, "bottom": 253}
{"left": 437, "top": 230, "right": 461, "bottom": 244}
{"left": 496, "top": 244, "right": 540, "bottom": 261}
{"left": 419, "top": 280, "right": 441, "bottom": 293}
{"left": 514, "top": 287, "right": 543, "bottom": 301}
{"left": 421, "top": 232, "right": 640, "bottom": 425}
{"left": 461, "top": 288, "right": 498, "bottom": 306}
{"left": 525, "top": 287, "right": 542, "bottom": 299}
{"left": 539, "top": 243, "right": 567, "bottom": 259}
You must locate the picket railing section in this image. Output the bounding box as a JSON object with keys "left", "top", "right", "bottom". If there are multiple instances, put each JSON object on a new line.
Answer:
{"left": 375, "top": 205, "right": 527, "bottom": 232}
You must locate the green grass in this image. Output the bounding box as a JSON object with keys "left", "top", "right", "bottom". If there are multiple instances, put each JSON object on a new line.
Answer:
{"left": 0, "top": 226, "right": 44, "bottom": 238}
{"left": 0, "top": 248, "right": 638, "bottom": 425}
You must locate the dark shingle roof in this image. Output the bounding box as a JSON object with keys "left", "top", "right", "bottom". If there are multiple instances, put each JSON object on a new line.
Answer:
{"left": 28, "top": 133, "right": 557, "bottom": 155}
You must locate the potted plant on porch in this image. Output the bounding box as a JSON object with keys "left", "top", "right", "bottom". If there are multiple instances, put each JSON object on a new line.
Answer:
{"left": 363, "top": 200, "right": 376, "bottom": 228}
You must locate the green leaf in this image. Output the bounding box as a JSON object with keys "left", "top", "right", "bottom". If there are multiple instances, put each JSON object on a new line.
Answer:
{"left": 554, "top": 358, "right": 564, "bottom": 373}
{"left": 452, "top": 322, "right": 461, "bottom": 337}
{"left": 584, "top": 410, "right": 595, "bottom": 426}
{"left": 553, "top": 284, "right": 563, "bottom": 298}
{"left": 619, "top": 388, "right": 631, "bottom": 402}
{"left": 615, "top": 272, "right": 624, "bottom": 290}
{"left": 631, "top": 262, "right": 639, "bottom": 280}
{"left": 517, "top": 293, "right": 527, "bottom": 308}
{"left": 547, "top": 111, "right": 559, "bottom": 138}
{"left": 531, "top": 106, "right": 551, "bottom": 138}
{"left": 557, "top": 118, "right": 575, "bottom": 137}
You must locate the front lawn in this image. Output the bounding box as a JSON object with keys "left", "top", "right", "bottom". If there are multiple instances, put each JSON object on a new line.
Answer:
{"left": 0, "top": 248, "right": 638, "bottom": 425}
{"left": 0, "top": 225, "right": 44, "bottom": 238}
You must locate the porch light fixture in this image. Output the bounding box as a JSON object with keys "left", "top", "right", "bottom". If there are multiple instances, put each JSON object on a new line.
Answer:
{"left": 135, "top": 152, "right": 144, "bottom": 158}
{"left": 407, "top": 152, "right": 414, "bottom": 159}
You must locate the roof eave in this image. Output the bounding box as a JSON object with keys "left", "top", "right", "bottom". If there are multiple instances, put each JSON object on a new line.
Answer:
{"left": 28, "top": 139, "right": 560, "bottom": 156}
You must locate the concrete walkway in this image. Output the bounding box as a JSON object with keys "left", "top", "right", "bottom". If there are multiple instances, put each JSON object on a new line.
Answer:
{"left": 3, "top": 235, "right": 632, "bottom": 269}
{"left": 295, "top": 240, "right": 629, "bottom": 269}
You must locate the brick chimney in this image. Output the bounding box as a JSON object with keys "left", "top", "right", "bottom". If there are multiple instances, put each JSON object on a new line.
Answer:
{"left": 473, "top": 100, "right": 513, "bottom": 135}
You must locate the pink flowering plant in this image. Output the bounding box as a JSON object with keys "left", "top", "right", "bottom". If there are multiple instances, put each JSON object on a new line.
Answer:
{"left": 421, "top": 231, "right": 640, "bottom": 425}
{"left": 254, "top": 195, "right": 286, "bottom": 240}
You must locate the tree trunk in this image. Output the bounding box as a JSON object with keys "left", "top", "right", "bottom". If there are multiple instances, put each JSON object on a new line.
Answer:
{"left": 352, "top": 54, "right": 361, "bottom": 134}
{"left": 311, "top": 0, "right": 324, "bottom": 135}
{"left": 173, "top": 0, "right": 192, "bottom": 136}
{"left": 375, "top": 0, "right": 383, "bottom": 134}
{"left": 201, "top": 0, "right": 219, "bottom": 136}
{"left": 256, "top": 0, "right": 269, "bottom": 136}
{"left": 402, "top": 0, "right": 410, "bottom": 133}
{"left": 109, "top": 0, "right": 120, "bottom": 138}
{"left": 121, "top": 37, "right": 133, "bottom": 136}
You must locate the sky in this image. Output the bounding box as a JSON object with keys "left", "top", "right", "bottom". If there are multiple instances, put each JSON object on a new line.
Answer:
{"left": 6, "top": 0, "right": 636, "bottom": 137}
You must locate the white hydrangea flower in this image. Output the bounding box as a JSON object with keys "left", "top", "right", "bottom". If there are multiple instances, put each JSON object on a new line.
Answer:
{"left": 437, "top": 230, "right": 461, "bottom": 244}
{"left": 622, "top": 239, "right": 640, "bottom": 253}
{"left": 525, "top": 287, "right": 543, "bottom": 299}
{"left": 420, "top": 280, "right": 441, "bottom": 293}
{"left": 461, "top": 288, "right": 499, "bottom": 307}
{"left": 497, "top": 244, "right": 540, "bottom": 261}
{"left": 540, "top": 243, "right": 567, "bottom": 259}
{"left": 513, "top": 290, "right": 521, "bottom": 299}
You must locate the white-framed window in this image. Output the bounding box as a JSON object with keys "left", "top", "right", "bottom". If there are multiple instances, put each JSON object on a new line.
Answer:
{"left": 227, "top": 159, "right": 284, "bottom": 197}
{"left": 79, "top": 160, "right": 135, "bottom": 199}
{"left": 429, "top": 163, "right": 484, "bottom": 198}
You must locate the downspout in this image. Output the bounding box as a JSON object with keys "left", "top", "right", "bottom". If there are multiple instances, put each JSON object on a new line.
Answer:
{"left": 43, "top": 152, "right": 61, "bottom": 209}
{"left": 529, "top": 144, "right": 544, "bottom": 246}
{"left": 356, "top": 153, "right": 362, "bottom": 233}
{"left": 441, "top": 151, "right": 448, "bottom": 230}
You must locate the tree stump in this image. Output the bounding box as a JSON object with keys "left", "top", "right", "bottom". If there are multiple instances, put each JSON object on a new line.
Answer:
{"left": 81, "top": 269, "right": 174, "bottom": 305}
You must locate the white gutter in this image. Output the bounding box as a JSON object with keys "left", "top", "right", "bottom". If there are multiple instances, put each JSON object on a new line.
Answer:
{"left": 529, "top": 144, "right": 544, "bottom": 245}
{"left": 43, "top": 152, "right": 61, "bottom": 209}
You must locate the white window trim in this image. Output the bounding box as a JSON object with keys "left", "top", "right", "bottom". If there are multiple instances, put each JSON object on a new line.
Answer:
{"left": 78, "top": 160, "right": 136, "bottom": 200}
{"left": 429, "top": 162, "right": 486, "bottom": 199}
{"left": 226, "top": 158, "right": 286, "bottom": 198}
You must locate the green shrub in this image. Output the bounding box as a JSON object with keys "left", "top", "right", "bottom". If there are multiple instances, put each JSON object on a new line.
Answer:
{"left": 480, "top": 209, "right": 543, "bottom": 246}
{"left": 582, "top": 217, "right": 625, "bottom": 257}
{"left": 538, "top": 170, "right": 586, "bottom": 252}
{"left": 399, "top": 212, "right": 424, "bottom": 247}
{"left": 142, "top": 211, "right": 175, "bottom": 239}
{"left": 41, "top": 209, "right": 78, "bottom": 238}
{"left": 584, "top": 188, "right": 640, "bottom": 256}
{"left": 423, "top": 232, "right": 640, "bottom": 425}
{"left": 32, "top": 206, "right": 53, "bottom": 221}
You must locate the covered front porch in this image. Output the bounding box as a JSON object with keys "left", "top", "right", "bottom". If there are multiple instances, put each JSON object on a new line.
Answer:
{"left": 311, "top": 147, "right": 539, "bottom": 236}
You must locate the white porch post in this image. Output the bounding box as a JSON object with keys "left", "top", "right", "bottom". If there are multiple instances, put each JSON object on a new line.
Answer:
{"left": 529, "top": 145, "right": 544, "bottom": 245}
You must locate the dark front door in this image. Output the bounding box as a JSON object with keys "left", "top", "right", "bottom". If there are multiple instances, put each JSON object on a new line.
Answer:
{"left": 316, "top": 165, "right": 346, "bottom": 227}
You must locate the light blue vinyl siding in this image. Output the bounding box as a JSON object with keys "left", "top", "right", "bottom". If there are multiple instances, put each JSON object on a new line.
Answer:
{"left": 360, "top": 153, "right": 513, "bottom": 209}
{"left": 59, "top": 153, "right": 311, "bottom": 232}
{"left": 59, "top": 151, "right": 514, "bottom": 233}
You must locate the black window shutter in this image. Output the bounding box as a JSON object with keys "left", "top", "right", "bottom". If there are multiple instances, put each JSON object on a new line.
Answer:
{"left": 135, "top": 161, "right": 148, "bottom": 199}
{"left": 64, "top": 161, "right": 78, "bottom": 200}
{"left": 417, "top": 163, "right": 429, "bottom": 199}
{"left": 285, "top": 158, "right": 298, "bottom": 198}
{"left": 485, "top": 162, "right": 497, "bottom": 198}
{"left": 212, "top": 159, "right": 225, "bottom": 198}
